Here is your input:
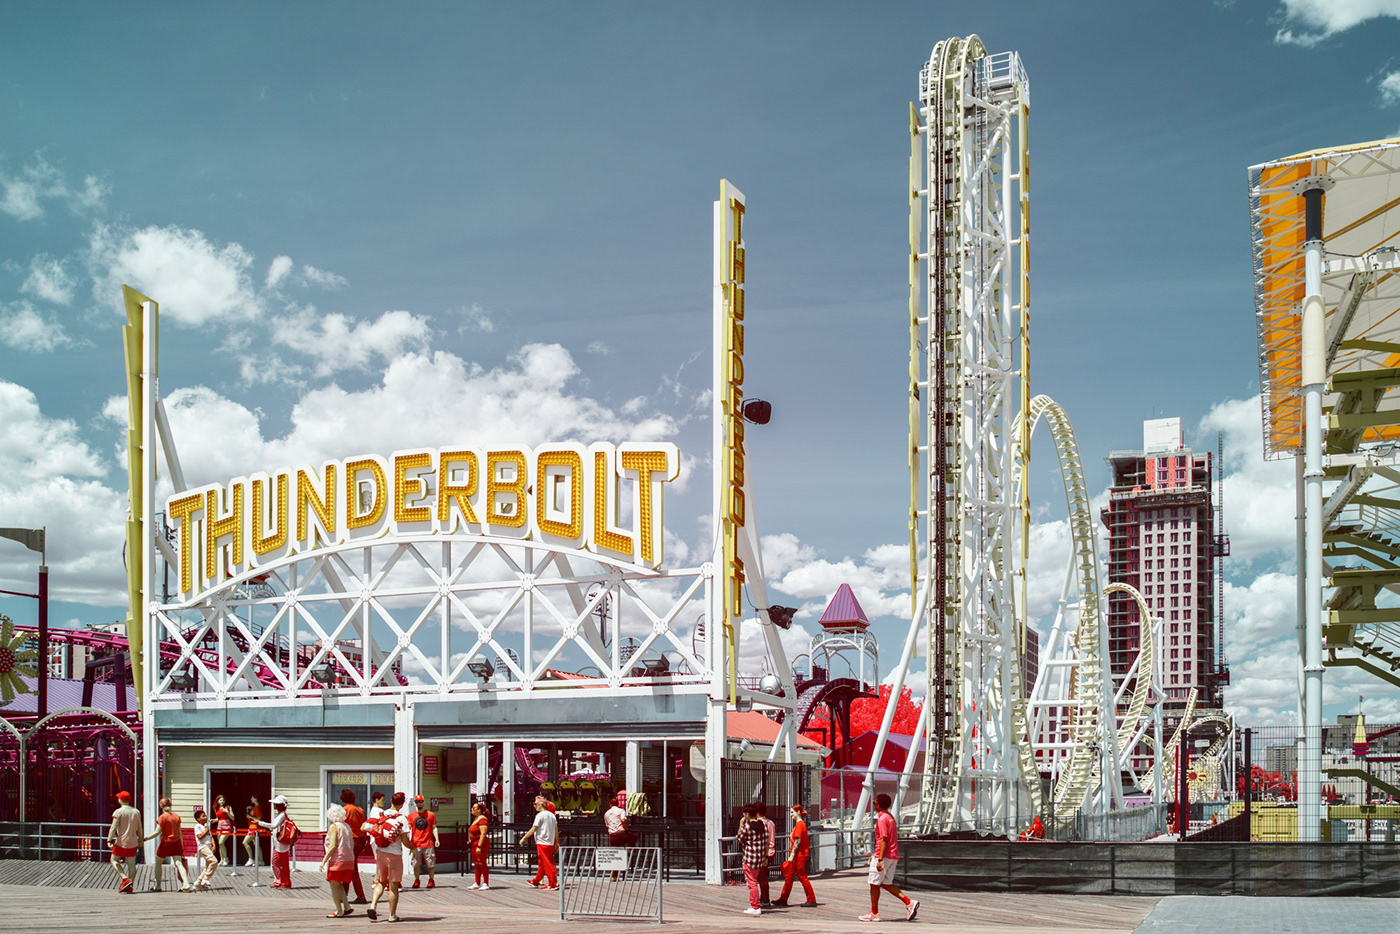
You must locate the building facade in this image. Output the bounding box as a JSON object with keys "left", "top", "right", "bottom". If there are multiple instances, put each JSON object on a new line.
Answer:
{"left": 1102, "top": 418, "right": 1228, "bottom": 715}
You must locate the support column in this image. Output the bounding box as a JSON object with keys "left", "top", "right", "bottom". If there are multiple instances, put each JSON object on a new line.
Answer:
{"left": 502, "top": 741, "right": 515, "bottom": 824}
{"left": 1298, "top": 175, "right": 1331, "bottom": 843}
{"left": 704, "top": 697, "right": 726, "bottom": 885}
{"left": 140, "top": 299, "right": 158, "bottom": 866}
{"left": 625, "top": 741, "right": 641, "bottom": 800}
{"left": 476, "top": 743, "right": 490, "bottom": 806}
{"left": 394, "top": 702, "right": 416, "bottom": 797}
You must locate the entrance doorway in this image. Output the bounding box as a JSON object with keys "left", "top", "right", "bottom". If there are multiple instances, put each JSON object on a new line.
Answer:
{"left": 208, "top": 768, "right": 272, "bottom": 865}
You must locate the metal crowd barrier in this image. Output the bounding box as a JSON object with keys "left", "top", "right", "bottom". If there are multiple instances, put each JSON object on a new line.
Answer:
{"left": 557, "top": 845, "right": 662, "bottom": 924}
{"left": 0, "top": 822, "right": 114, "bottom": 861}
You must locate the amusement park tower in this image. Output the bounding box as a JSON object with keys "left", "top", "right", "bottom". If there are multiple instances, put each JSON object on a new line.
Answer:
{"left": 1101, "top": 418, "right": 1229, "bottom": 714}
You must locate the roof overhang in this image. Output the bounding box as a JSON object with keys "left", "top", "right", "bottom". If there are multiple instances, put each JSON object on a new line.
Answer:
{"left": 1250, "top": 137, "right": 1400, "bottom": 458}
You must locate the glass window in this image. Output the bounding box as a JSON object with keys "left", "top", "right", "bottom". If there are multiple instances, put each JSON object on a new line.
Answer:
{"left": 327, "top": 771, "right": 395, "bottom": 823}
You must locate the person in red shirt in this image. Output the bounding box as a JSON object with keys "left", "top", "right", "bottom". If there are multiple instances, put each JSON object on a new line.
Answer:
{"left": 408, "top": 795, "right": 439, "bottom": 889}
{"left": 154, "top": 797, "right": 192, "bottom": 892}
{"left": 468, "top": 801, "right": 490, "bottom": 890}
{"left": 771, "top": 804, "right": 816, "bottom": 907}
{"left": 340, "top": 789, "right": 369, "bottom": 903}
{"left": 861, "top": 794, "right": 918, "bottom": 923}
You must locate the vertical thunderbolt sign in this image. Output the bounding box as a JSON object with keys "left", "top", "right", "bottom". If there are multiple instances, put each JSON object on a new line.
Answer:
{"left": 715, "top": 180, "right": 746, "bottom": 704}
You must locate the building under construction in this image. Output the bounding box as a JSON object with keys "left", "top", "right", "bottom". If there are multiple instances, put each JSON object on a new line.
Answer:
{"left": 1102, "top": 418, "right": 1229, "bottom": 755}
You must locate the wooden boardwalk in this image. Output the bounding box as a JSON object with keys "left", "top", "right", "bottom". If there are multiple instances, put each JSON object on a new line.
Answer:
{"left": 0, "top": 860, "right": 1160, "bottom": 933}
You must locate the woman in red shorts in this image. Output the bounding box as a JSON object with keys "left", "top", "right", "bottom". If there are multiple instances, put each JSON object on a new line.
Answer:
{"left": 468, "top": 801, "right": 490, "bottom": 890}
{"left": 213, "top": 795, "right": 234, "bottom": 865}
{"left": 320, "top": 803, "right": 357, "bottom": 917}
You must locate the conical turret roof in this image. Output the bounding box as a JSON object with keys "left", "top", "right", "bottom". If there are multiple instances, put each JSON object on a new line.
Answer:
{"left": 819, "top": 584, "right": 870, "bottom": 630}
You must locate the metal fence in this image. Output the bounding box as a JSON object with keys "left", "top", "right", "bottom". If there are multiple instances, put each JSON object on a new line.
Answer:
{"left": 899, "top": 839, "right": 1400, "bottom": 896}
{"left": 0, "top": 822, "right": 114, "bottom": 861}
{"left": 558, "top": 845, "right": 662, "bottom": 923}
{"left": 448, "top": 820, "right": 707, "bottom": 880}
{"left": 1050, "top": 804, "right": 1169, "bottom": 842}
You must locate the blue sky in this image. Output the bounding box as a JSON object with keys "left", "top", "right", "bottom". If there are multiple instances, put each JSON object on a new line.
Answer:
{"left": 1, "top": 1, "right": 1399, "bottom": 722}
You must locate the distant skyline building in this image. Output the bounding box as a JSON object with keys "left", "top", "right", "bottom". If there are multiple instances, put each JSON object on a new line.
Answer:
{"left": 1101, "top": 418, "right": 1228, "bottom": 713}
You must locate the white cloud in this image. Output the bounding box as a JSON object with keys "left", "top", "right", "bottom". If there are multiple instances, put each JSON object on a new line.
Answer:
{"left": 1198, "top": 395, "right": 1296, "bottom": 565}
{"left": 21, "top": 255, "right": 76, "bottom": 305}
{"left": 454, "top": 302, "right": 496, "bottom": 335}
{"left": 0, "top": 302, "right": 74, "bottom": 353}
{"left": 0, "top": 155, "right": 107, "bottom": 221}
{"left": 302, "top": 264, "right": 348, "bottom": 290}
{"left": 1381, "top": 70, "right": 1400, "bottom": 105}
{"left": 89, "top": 223, "right": 261, "bottom": 326}
{"left": 265, "top": 255, "right": 294, "bottom": 290}
{"left": 759, "top": 532, "right": 911, "bottom": 620}
{"left": 587, "top": 341, "right": 611, "bottom": 355}
{"left": 1275, "top": 0, "right": 1400, "bottom": 45}
{"left": 0, "top": 381, "right": 126, "bottom": 604}
{"left": 268, "top": 306, "right": 431, "bottom": 377}
{"left": 105, "top": 342, "right": 680, "bottom": 492}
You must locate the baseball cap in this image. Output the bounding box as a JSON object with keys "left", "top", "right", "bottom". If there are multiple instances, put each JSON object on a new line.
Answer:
{"left": 116, "top": 790, "right": 132, "bottom": 802}
{"left": 414, "top": 795, "right": 425, "bottom": 803}
{"left": 271, "top": 794, "right": 288, "bottom": 805}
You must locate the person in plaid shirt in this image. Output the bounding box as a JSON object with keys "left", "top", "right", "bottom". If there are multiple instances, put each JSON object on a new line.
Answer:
{"left": 737, "top": 804, "right": 768, "bottom": 916}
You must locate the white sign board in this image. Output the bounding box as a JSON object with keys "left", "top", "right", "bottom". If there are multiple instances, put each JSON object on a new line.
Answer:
{"left": 594, "top": 847, "right": 629, "bottom": 871}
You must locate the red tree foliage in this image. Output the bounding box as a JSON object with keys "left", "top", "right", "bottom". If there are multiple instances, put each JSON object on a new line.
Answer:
{"left": 802, "top": 684, "right": 921, "bottom": 750}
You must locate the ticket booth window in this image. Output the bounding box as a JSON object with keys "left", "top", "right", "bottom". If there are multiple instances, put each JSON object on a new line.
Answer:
{"left": 327, "top": 771, "right": 395, "bottom": 820}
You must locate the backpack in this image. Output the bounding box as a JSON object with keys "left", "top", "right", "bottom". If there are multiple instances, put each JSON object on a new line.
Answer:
{"left": 368, "top": 813, "right": 400, "bottom": 849}
{"left": 277, "top": 816, "right": 303, "bottom": 847}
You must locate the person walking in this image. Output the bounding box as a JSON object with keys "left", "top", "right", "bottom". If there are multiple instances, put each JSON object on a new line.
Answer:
{"left": 213, "top": 795, "right": 234, "bottom": 866}
{"left": 192, "top": 808, "right": 219, "bottom": 889}
{"left": 319, "top": 803, "right": 357, "bottom": 918}
{"left": 771, "top": 804, "right": 817, "bottom": 908}
{"left": 755, "top": 801, "right": 776, "bottom": 906}
{"left": 105, "top": 790, "right": 143, "bottom": 894}
{"left": 519, "top": 795, "right": 558, "bottom": 890}
{"left": 367, "top": 792, "right": 410, "bottom": 923}
{"left": 736, "top": 804, "right": 767, "bottom": 916}
{"left": 340, "top": 788, "right": 369, "bottom": 904}
{"left": 251, "top": 795, "right": 293, "bottom": 888}
{"left": 468, "top": 801, "right": 490, "bottom": 890}
{"left": 153, "top": 797, "right": 192, "bottom": 892}
{"left": 860, "top": 793, "right": 918, "bottom": 923}
{"left": 408, "top": 795, "right": 439, "bottom": 889}
{"left": 603, "top": 792, "right": 630, "bottom": 846}
{"left": 243, "top": 796, "right": 264, "bottom": 867}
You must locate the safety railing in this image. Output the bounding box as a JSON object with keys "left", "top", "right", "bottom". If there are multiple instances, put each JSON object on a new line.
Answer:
{"left": 449, "top": 820, "right": 707, "bottom": 880}
{"left": 0, "top": 822, "right": 117, "bottom": 861}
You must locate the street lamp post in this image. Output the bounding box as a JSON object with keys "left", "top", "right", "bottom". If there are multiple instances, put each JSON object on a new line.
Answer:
{"left": 0, "top": 527, "right": 46, "bottom": 719}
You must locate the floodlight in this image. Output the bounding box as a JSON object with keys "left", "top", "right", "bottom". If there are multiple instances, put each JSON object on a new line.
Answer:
{"left": 640, "top": 655, "right": 669, "bottom": 675}
{"left": 765, "top": 606, "right": 797, "bottom": 630}
{"left": 169, "top": 669, "right": 196, "bottom": 692}
{"left": 311, "top": 663, "right": 336, "bottom": 685}
{"left": 741, "top": 399, "right": 772, "bottom": 425}
{"left": 468, "top": 659, "right": 495, "bottom": 681}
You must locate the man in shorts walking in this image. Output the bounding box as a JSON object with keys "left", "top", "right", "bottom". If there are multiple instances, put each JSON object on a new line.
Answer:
{"left": 860, "top": 793, "right": 918, "bottom": 923}
{"left": 409, "top": 795, "right": 439, "bottom": 889}
{"left": 368, "top": 792, "right": 410, "bottom": 923}
{"left": 105, "top": 790, "right": 143, "bottom": 894}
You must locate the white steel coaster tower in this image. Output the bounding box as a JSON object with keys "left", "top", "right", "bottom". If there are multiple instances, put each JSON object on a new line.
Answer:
{"left": 911, "top": 36, "right": 1033, "bottom": 835}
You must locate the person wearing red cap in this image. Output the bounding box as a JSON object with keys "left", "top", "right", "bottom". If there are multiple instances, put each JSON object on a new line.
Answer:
{"left": 408, "top": 794, "right": 439, "bottom": 889}
{"left": 368, "top": 791, "right": 410, "bottom": 923}
{"left": 105, "top": 790, "right": 143, "bottom": 894}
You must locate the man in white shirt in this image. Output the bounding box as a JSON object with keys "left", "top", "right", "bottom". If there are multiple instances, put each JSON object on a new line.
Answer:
{"left": 367, "top": 792, "right": 411, "bottom": 923}
{"left": 519, "top": 796, "right": 559, "bottom": 890}
{"left": 105, "top": 790, "right": 144, "bottom": 894}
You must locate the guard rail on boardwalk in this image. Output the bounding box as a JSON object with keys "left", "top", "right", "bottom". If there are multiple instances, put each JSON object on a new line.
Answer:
{"left": 448, "top": 820, "right": 707, "bottom": 880}
{"left": 0, "top": 822, "right": 115, "bottom": 862}
{"left": 558, "top": 845, "right": 662, "bottom": 923}
{"left": 898, "top": 839, "right": 1400, "bottom": 896}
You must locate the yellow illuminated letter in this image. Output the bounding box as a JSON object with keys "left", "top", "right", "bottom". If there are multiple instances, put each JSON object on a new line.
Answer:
{"left": 167, "top": 492, "right": 203, "bottom": 594}
{"left": 486, "top": 450, "right": 528, "bottom": 528}
{"left": 437, "top": 450, "right": 479, "bottom": 529}
{"left": 204, "top": 484, "right": 244, "bottom": 583}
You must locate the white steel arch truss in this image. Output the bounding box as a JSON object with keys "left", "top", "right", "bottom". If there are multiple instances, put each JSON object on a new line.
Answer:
{"left": 152, "top": 535, "right": 712, "bottom": 701}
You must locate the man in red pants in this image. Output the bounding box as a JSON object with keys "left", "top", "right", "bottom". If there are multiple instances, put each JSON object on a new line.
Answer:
{"left": 520, "top": 796, "right": 559, "bottom": 890}
{"left": 340, "top": 789, "right": 369, "bottom": 903}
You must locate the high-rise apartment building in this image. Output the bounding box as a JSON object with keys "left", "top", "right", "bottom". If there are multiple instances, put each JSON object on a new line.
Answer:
{"left": 1102, "top": 418, "right": 1228, "bottom": 711}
